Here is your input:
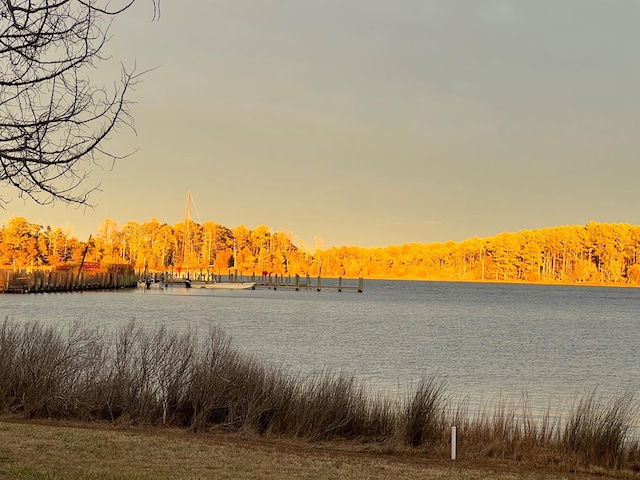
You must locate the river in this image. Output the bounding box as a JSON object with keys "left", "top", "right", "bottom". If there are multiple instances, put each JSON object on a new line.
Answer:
{"left": 2, "top": 279, "right": 639, "bottom": 413}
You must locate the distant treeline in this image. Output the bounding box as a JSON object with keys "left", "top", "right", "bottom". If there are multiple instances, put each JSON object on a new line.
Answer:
{"left": 2, "top": 217, "right": 640, "bottom": 285}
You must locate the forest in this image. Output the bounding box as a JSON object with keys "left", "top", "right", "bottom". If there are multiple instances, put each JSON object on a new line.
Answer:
{"left": 2, "top": 217, "right": 640, "bottom": 285}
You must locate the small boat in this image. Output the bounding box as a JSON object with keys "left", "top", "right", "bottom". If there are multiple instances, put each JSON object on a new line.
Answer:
{"left": 173, "top": 192, "right": 254, "bottom": 291}
{"left": 138, "top": 278, "right": 165, "bottom": 290}
{"left": 185, "top": 279, "right": 254, "bottom": 290}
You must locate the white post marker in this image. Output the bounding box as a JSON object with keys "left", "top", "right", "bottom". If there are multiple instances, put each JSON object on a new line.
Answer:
{"left": 451, "top": 425, "right": 457, "bottom": 460}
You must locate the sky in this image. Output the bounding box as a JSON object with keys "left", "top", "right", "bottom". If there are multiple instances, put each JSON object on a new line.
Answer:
{"left": 4, "top": 1, "right": 640, "bottom": 249}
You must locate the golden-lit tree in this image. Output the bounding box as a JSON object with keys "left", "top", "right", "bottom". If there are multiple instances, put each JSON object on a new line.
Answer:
{"left": 94, "top": 218, "right": 120, "bottom": 264}
{"left": 7, "top": 217, "right": 640, "bottom": 287}
{"left": 232, "top": 225, "right": 253, "bottom": 272}
{"left": 0, "top": 217, "right": 41, "bottom": 268}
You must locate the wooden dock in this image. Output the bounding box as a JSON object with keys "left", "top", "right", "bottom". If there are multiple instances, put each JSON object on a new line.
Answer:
{"left": 156, "top": 272, "right": 364, "bottom": 292}
{"left": 2, "top": 269, "right": 363, "bottom": 294}
{"left": 253, "top": 274, "right": 363, "bottom": 292}
{"left": 0, "top": 270, "right": 138, "bottom": 293}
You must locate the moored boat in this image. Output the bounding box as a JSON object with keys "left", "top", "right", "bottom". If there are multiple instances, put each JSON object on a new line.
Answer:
{"left": 185, "top": 279, "right": 254, "bottom": 290}
{"left": 138, "top": 278, "right": 165, "bottom": 290}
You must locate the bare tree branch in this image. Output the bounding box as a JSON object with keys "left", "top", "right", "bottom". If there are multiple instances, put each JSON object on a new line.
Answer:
{"left": 0, "top": 0, "right": 160, "bottom": 207}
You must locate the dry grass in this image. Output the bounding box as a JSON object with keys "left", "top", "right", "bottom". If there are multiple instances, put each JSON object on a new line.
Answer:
{"left": 0, "top": 419, "right": 629, "bottom": 480}
{"left": 1, "top": 318, "right": 639, "bottom": 477}
{"left": 563, "top": 389, "right": 639, "bottom": 469}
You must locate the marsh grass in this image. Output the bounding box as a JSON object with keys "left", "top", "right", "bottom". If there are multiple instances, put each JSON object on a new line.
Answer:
{"left": 449, "top": 395, "right": 566, "bottom": 465}
{"left": 0, "top": 318, "right": 638, "bottom": 473}
{"left": 563, "top": 389, "right": 638, "bottom": 468}
{"left": 403, "top": 375, "right": 446, "bottom": 448}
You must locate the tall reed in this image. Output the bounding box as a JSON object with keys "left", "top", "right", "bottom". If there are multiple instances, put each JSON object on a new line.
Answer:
{"left": 402, "top": 375, "right": 446, "bottom": 449}
{"left": 451, "top": 395, "right": 563, "bottom": 463}
{"left": 0, "top": 318, "right": 638, "bottom": 473}
{"left": 563, "top": 389, "right": 638, "bottom": 469}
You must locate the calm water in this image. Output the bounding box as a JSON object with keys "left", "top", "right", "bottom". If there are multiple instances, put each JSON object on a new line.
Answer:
{"left": 2, "top": 280, "right": 639, "bottom": 412}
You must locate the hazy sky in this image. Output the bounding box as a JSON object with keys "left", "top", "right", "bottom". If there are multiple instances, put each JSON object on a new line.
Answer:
{"left": 5, "top": 1, "right": 640, "bottom": 248}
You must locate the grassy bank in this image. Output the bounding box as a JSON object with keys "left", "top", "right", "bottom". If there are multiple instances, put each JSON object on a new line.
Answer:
{"left": 0, "top": 319, "right": 638, "bottom": 476}
{"left": 0, "top": 419, "right": 631, "bottom": 479}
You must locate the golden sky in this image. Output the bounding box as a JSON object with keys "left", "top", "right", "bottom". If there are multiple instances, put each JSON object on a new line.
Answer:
{"left": 6, "top": 1, "right": 640, "bottom": 248}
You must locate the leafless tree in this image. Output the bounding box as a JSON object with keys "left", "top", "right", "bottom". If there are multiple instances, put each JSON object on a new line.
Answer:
{"left": 0, "top": 0, "right": 159, "bottom": 206}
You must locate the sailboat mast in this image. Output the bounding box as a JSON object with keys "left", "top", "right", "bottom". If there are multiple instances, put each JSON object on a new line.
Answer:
{"left": 184, "top": 191, "right": 191, "bottom": 229}
{"left": 183, "top": 190, "right": 192, "bottom": 272}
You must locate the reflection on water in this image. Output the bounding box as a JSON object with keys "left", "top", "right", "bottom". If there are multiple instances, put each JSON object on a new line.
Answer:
{"left": 2, "top": 280, "right": 640, "bottom": 413}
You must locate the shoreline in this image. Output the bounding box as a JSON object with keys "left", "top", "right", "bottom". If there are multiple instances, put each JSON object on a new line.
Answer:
{"left": 362, "top": 276, "right": 640, "bottom": 288}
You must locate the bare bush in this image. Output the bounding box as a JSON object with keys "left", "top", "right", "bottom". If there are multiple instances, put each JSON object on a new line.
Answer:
{"left": 1, "top": 318, "right": 639, "bottom": 473}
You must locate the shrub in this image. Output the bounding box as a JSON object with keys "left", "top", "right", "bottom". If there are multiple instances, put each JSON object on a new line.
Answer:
{"left": 1, "top": 318, "right": 639, "bottom": 473}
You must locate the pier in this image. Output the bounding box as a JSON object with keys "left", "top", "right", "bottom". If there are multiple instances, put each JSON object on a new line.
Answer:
{"left": 151, "top": 271, "right": 364, "bottom": 293}
{"left": 0, "top": 270, "right": 138, "bottom": 293}
{"left": 2, "top": 269, "right": 363, "bottom": 294}
{"left": 253, "top": 274, "right": 364, "bottom": 292}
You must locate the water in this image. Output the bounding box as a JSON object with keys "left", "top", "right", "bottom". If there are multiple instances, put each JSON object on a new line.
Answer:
{"left": 2, "top": 280, "right": 639, "bottom": 412}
